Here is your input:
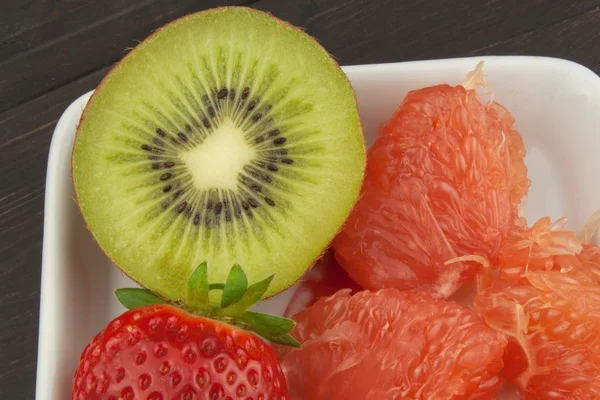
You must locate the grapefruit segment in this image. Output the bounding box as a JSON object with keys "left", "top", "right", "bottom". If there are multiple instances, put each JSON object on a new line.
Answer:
{"left": 333, "top": 67, "right": 529, "bottom": 298}
{"left": 474, "top": 271, "right": 600, "bottom": 399}
{"left": 278, "top": 289, "right": 507, "bottom": 400}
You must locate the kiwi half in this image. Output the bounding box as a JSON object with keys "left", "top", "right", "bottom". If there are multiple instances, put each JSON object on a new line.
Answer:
{"left": 72, "top": 7, "right": 365, "bottom": 301}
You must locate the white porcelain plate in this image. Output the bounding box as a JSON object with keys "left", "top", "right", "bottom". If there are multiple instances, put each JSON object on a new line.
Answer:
{"left": 37, "top": 56, "right": 600, "bottom": 399}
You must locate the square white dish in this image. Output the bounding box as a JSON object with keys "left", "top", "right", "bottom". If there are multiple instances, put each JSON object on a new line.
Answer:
{"left": 37, "top": 56, "right": 600, "bottom": 399}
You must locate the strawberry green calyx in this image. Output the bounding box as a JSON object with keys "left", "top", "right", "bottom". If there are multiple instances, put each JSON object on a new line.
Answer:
{"left": 115, "top": 262, "right": 300, "bottom": 347}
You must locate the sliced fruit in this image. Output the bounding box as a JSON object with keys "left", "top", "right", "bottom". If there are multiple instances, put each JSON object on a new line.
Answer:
{"left": 474, "top": 270, "right": 600, "bottom": 399}
{"left": 333, "top": 65, "right": 529, "bottom": 298}
{"left": 72, "top": 7, "right": 365, "bottom": 301}
{"left": 278, "top": 288, "right": 507, "bottom": 399}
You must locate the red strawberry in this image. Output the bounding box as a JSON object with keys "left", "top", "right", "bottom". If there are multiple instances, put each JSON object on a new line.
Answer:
{"left": 72, "top": 304, "right": 288, "bottom": 399}
{"left": 72, "top": 263, "right": 297, "bottom": 399}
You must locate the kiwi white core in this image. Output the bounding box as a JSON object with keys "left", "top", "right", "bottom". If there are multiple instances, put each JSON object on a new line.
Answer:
{"left": 180, "top": 118, "right": 256, "bottom": 190}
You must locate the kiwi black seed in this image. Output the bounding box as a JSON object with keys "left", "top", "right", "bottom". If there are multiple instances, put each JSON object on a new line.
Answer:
{"left": 71, "top": 7, "right": 366, "bottom": 302}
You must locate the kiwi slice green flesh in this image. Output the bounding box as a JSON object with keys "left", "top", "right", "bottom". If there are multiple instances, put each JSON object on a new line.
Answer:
{"left": 72, "top": 7, "right": 365, "bottom": 301}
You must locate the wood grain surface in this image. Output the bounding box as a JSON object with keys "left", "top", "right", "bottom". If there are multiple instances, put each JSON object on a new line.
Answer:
{"left": 1, "top": 0, "right": 599, "bottom": 398}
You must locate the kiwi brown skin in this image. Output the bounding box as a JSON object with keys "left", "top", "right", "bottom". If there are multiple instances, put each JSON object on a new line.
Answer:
{"left": 71, "top": 6, "right": 366, "bottom": 302}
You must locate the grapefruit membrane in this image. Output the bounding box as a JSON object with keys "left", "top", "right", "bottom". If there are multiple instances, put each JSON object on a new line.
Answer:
{"left": 492, "top": 215, "right": 600, "bottom": 285}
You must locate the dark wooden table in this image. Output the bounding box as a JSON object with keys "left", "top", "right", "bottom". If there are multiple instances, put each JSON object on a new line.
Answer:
{"left": 1, "top": 0, "right": 599, "bottom": 398}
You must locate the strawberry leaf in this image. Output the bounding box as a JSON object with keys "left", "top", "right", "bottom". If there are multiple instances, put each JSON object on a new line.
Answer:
{"left": 241, "top": 311, "right": 295, "bottom": 336}
{"left": 115, "top": 288, "right": 167, "bottom": 309}
{"left": 242, "top": 274, "right": 274, "bottom": 303}
{"left": 174, "top": 263, "right": 301, "bottom": 348}
{"left": 268, "top": 333, "right": 301, "bottom": 348}
{"left": 209, "top": 283, "right": 225, "bottom": 290}
{"left": 221, "top": 264, "right": 248, "bottom": 308}
{"left": 238, "top": 312, "right": 300, "bottom": 348}
{"left": 221, "top": 274, "right": 274, "bottom": 317}
{"left": 187, "top": 261, "right": 209, "bottom": 311}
